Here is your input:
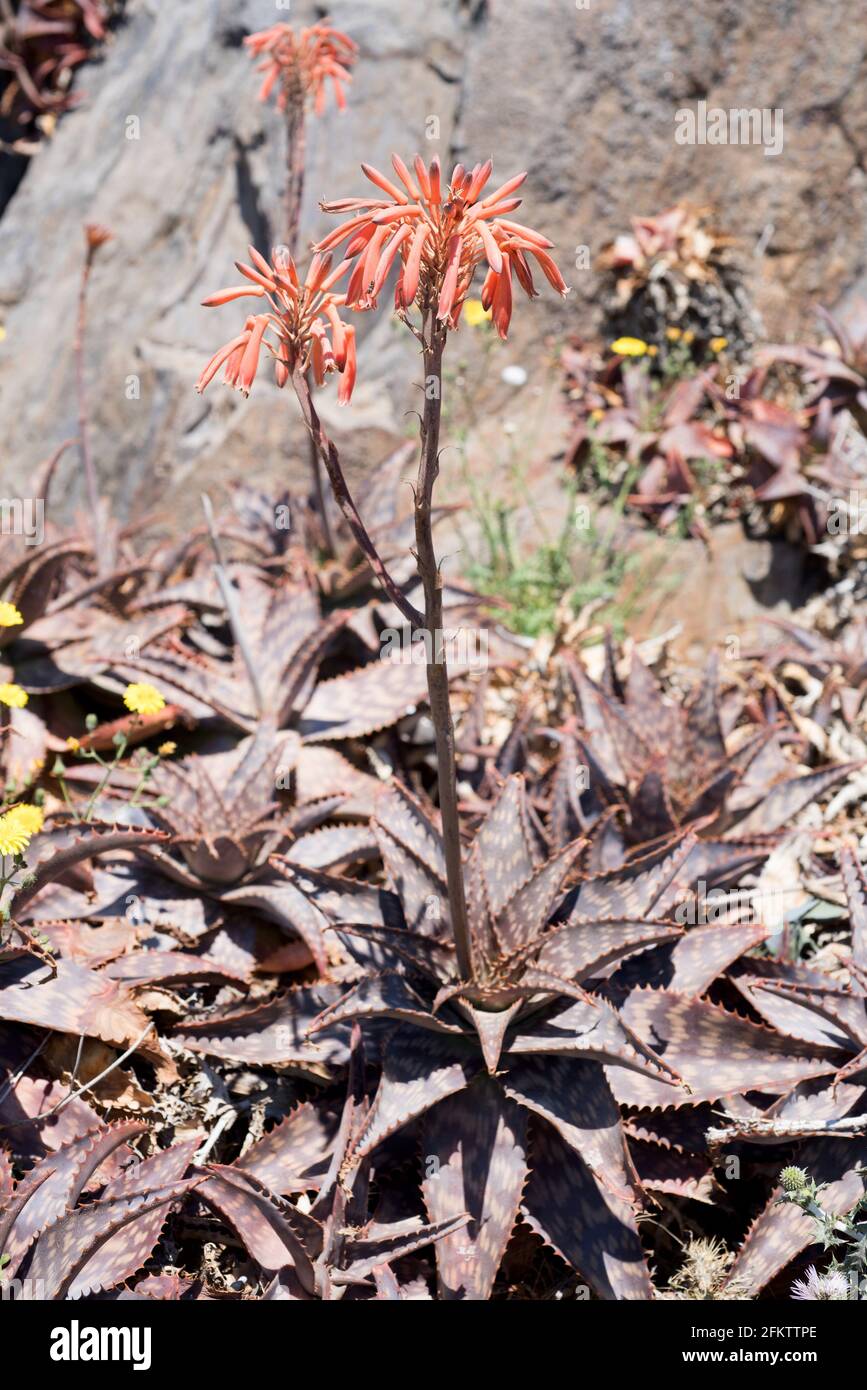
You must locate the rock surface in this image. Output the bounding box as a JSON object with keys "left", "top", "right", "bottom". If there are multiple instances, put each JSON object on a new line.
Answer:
{"left": 0, "top": 0, "right": 864, "bottom": 521}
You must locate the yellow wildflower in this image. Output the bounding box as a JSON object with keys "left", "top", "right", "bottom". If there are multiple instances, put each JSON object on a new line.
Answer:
{"left": 462, "top": 299, "right": 492, "bottom": 327}
{"left": 709, "top": 336, "right": 729, "bottom": 354}
{"left": 157, "top": 741, "right": 177, "bottom": 757}
{"left": 3, "top": 804, "right": 44, "bottom": 836}
{"left": 610, "top": 337, "right": 649, "bottom": 357}
{"left": 0, "top": 602, "right": 23, "bottom": 627}
{"left": 0, "top": 683, "right": 28, "bottom": 709}
{"left": 682, "top": 329, "right": 695, "bottom": 345}
{"left": 66, "top": 737, "right": 81, "bottom": 752}
{"left": 0, "top": 813, "right": 31, "bottom": 857}
{"left": 665, "top": 327, "right": 682, "bottom": 341}
{"left": 647, "top": 345, "right": 659, "bottom": 356}
{"left": 123, "top": 683, "right": 165, "bottom": 717}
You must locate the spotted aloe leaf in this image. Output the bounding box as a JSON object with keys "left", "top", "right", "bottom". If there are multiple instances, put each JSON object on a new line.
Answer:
{"left": 197, "top": 1166, "right": 317, "bottom": 1289}
{"left": 840, "top": 847, "right": 867, "bottom": 971}
{"left": 520, "top": 1122, "right": 653, "bottom": 1300}
{"left": 173, "top": 983, "right": 350, "bottom": 1069}
{"left": 21, "top": 1182, "right": 196, "bottom": 1300}
{"left": 726, "top": 1137, "right": 867, "bottom": 1296}
{"left": 0, "top": 956, "right": 163, "bottom": 1062}
{"left": 0, "top": 1122, "right": 147, "bottom": 1278}
{"left": 610, "top": 990, "right": 840, "bottom": 1109}
{"left": 507, "top": 1055, "right": 637, "bottom": 1190}
{"left": 236, "top": 1102, "right": 342, "bottom": 1194}
{"left": 299, "top": 659, "right": 432, "bottom": 741}
{"left": 421, "top": 1078, "right": 528, "bottom": 1301}
{"left": 59, "top": 1140, "right": 199, "bottom": 1298}
{"left": 352, "top": 1031, "right": 478, "bottom": 1162}
{"left": 340, "top": 1212, "right": 472, "bottom": 1284}
{"left": 733, "top": 761, "right": 862, "bottom": 835}
{"left": 568, "top": 649, "right": 858, "bottom": 844}
{"left": 608, "top": 922, "right": 769, "bottom": 997}
{"left": 103, "top": 951, "right": 247, "bottom": 987}
{"left": 8, "top": 823, "right": 170, "bottom": 917}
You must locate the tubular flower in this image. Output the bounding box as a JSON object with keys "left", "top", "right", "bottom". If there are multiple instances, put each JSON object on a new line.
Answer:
{"left": 196, "top": 247, "right": 357, "bottom": 402}
{"left": 123, "top": 683, "right": 166, "bottom": 717}
{"left": 244, "top": 21, "right": 358, "bottom": 116}
{"left": 317, "top": 153, "right": 569, "bottom": 337}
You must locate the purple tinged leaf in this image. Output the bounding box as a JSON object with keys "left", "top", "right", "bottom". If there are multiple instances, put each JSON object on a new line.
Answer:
{"left": 727, "top": 1138, "right": 867, "bottom": 1296}
{"left": 352, "top": 1031, "right": 476, "bottom": 1162}
{"left": 236, "top": 1102, "right": 341, "bottom": 1194}
{"left": 197, "top": 1166, "right": 317, "bottom": 1289}
{"left": 22, "top": 1182, "right": 194, "bottom": 1300}
{"left": 840, "top": 847, "right": 867, "bottom": 971}
{"left": 521, "top": 1122, "right": 653, "bottom": 1300}
{"left": 504, "top": 1056, "right": 637, "bottom": 1200}
{"left": 611, "top": 990, "right": 838, "bottom": 1108}
{"left": 421, "top": 1078, "right": 528, "bottom": 1301}
{"left": 0, "top": 1123, "right": 147, "bottom": 1278}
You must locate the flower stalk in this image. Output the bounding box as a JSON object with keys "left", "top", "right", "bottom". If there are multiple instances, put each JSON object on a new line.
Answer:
{"left": 414, "top": 314, "right": 472, "bottom": 976}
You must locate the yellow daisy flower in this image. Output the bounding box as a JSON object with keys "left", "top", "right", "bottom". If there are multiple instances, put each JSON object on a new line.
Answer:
{"left": 0, "top": 683, "right": 28, "bottom": 709}
{"left": 682, "top": 329, "right": 695, "bottom": 345}
{"left": 665, "top": 327, "right": 682, "bottom": 342}
{"left": 462, "top": 299, "right": 492, "bottom": 327}
{"left": 709, "top": 336, "right": 729, "bottom": 354}
{"left": 3, "top": 804, "right": 44, "bottom": 836}
{"left": 610, "top": 337, "right": 649, "bottom": 357}
{"left": 0, "top": 602, "right": 23, "bottom": 627}
{"left": 123, "top": 683, "right": 166, "bottom": 717}
{"left": 0, "top": 813, "right": 31, "bottom": 857}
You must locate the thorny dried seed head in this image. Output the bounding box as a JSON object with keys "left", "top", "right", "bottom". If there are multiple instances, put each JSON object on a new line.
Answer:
{"left": 317, "top": 153, "right": 570, "bottom": 335}
{"left": 245, "top": 21, "right": 358, "bottom": 115}
{"left": 196, "top": 247, "right": 356, "bottom": 401}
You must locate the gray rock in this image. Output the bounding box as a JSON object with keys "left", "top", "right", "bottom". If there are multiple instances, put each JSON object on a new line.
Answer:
{"left": 0, "top": 0, "right": 864, "bottom": 519}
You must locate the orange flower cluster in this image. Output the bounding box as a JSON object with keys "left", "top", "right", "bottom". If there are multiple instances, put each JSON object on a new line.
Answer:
{"left": 245, "top": 21, "right": 358, "bottom": 115}
{"left": 195, "top": 247, "right": 356, "bottom": 402}
{"left": 317, "top": 153, "right": 569, "bottom": 336}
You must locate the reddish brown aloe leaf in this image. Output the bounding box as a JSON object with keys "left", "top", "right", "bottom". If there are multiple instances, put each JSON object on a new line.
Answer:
{"left": 62, "top": 1141, "right": 199, "bottom": 1298}
{"left": 198, "top": 1167, "right": 317, "bottom": 1289}
{"left": 236, "top": 1102, "right": 341, "bottom": 1194}
{"left": 103, "top": 951, "right": 248, "bottom": 987}
{"left": 299, "top": 660, "right": 431, "bottom": 741}
{"left": 521, "top": 1122, "right": 653, "bottom": 1300}
{"left": 504, "top": 1056, "right": 637, "bottom": 1201}
{"left": 840, "top": 847, "right": 867, "bottom": 971}
{"left": 621, "top": 922, "right": 771, "bottom": 998}
{"left": 174, "top": 983, "right": 350, "bottom": 1068}
{"left": 536, "top": 917, "right": 682, "bottom": 983}
{"left": 421, "top": 1078, "right": 528, "bottom": 1301}
{"left": 22, "top": 1183, "right": 195, "bottom": 1300}
{"left": 352, "top": 1031, "right": 477, "bottom": 1162}
{"left": 0, "top": 1122, "right": 147, "bottom": 1278}
{"left": 726, "top": 1137, "right": 867, "bottom": 1296}
{"left": 611, "top": 990, "right": 839, "bottom": 1109}
{"left": 472, "top": 775, "right": 538, "bottom": 921}
{"left": 0, "top": 957, "right": 163, "bottom": 1064}
{"left": 11, "top": 823, "right": 170, "bottom": 916}
{"left": 341, "top": 1213, "right": 472, "bottom": 1283}
{"left": 734, "top": 761, "right": 861, "bottom": 835}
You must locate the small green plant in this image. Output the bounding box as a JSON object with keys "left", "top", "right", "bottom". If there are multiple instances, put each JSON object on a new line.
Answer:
{"left": 778, "top": 1164, "right": 867, "bottom": 1300}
